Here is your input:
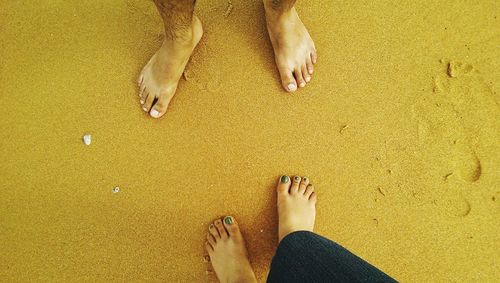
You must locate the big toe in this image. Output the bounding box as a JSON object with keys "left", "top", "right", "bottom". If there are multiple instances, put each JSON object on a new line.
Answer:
{"left": 277, "top": 175, "right": 291, "bottom": 194}
{"left": 223, "top": 216, "right": 242, "bottom": 238}
{"left": 150, "top": 91, "right": 174, "bottom": 118}
{"left": 278, "top": 67, "right": 297, "bottom": 92}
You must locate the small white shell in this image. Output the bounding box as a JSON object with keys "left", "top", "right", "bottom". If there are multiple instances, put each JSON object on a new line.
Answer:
{"left": 112, "top": 187, "right": 120, "bottom": 193}
{"left": 82, "top": 134, "right": 91, "bottom": 145}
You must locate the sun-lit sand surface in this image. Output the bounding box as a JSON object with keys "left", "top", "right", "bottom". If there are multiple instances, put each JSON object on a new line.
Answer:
{"left": 1, "top": 0, "right": 499, "bottom": 282}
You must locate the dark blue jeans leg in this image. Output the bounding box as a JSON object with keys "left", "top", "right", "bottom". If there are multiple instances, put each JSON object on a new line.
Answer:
{"left": 267, "top": 231, "right": 397, "bottom": 283}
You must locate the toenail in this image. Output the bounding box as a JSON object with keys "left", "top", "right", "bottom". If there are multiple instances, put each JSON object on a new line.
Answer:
{"left": 299, "top": 82, "right": 306, "bottom": 87}
{"left": 224, "top": 216, "right": 233, "bottom": 225}
{"left": 305, "top": 77, "right": 310, "bottom": 82}
{"left": 280, "top": 176, "right": 289, "bottom": 183}
{"left": 287, "top": 83, "right": 297, "bottom": 91}
{"left": 142, "top": 107, "right": 148, "bottom": 112}
{"left": 150, "top": 109, "right": 160, "bottom": 118}
{"left": 294, "top": 176, "right": 301, "bottom": 182}
{"left": 140, "top": 99, "right": 144, "bottom": 104}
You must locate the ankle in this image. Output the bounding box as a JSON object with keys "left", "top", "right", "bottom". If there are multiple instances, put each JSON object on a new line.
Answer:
{"left": 163, "top": 17, "right": 199, "bottom": 46}
{"left": 264, "top": 1, "right": 294, "bottom": 15}
{"left": 264, "top": 6, "right": 296, "bottom": 25}
{"left": 164, "top": 28, "right": 195, "bottom": 46}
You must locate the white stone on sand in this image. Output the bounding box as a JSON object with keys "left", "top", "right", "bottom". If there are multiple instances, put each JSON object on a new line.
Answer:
{"left": 82, "top": 134, "right": 91, "bottom": 145}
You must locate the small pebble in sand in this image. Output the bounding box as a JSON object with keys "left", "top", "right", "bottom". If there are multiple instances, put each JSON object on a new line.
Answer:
{"left": 112, "top": 187, "right": 120, "bottom": 193}
{"left": 82, "top": 134, "right": 91, "bottom": 145}
{"left": 260, "top": 229, "right": 264, "bottom": 233}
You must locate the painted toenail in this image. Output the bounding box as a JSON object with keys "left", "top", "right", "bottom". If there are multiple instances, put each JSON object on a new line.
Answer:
{"left": 299, "top": 82, "right": 306, "bottom": 87}
{"left": 287, "top": 83, "right": 297, "bottom": 91}
{"left": 294, "top": 176, "right": 301, "bottom": 182}
{"left": 305, "top": 77, "right": 311, "bottom": 82}
{"left": 150, "top": 109, "right": 160, "bottom": 118}
{"left": 224, "top": 216, "right": 233, "bottom": 225}
{"left": 280, "top": 176, "right": 289, "bottom": 183}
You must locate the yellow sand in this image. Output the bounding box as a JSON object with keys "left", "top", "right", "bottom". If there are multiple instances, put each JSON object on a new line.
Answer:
{"left": 1, "top": 0, "right": 499, "bottom": 282}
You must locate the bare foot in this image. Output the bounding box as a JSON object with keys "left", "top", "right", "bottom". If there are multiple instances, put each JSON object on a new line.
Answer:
{"left": 137, "top": 16, "right": 203, "bottom": 118}
{"left": 276, "top": 175, "right": 317, "bottom": 242}
{"left": 205, "top": 217, "right": 257, "bottom": 283}
{"left": 264, "top": 5, "right": 317, "bottom": 92}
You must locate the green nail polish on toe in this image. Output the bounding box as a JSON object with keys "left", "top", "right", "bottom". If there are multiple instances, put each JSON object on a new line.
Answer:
{"left": 224, "top": 216, "right": 233, "bottom": 225}
{"left": 280, "top": 175, "right": 289, "bottom": 183}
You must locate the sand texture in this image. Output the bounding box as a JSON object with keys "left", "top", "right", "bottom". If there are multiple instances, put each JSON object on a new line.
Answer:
{"left": 1, "top": 0, "right": 499, "bottom": 282}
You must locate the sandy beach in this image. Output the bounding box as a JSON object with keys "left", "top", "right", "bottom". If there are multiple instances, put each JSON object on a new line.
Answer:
{"left": 1, "top": 0, "right": 499, "bottom": 281}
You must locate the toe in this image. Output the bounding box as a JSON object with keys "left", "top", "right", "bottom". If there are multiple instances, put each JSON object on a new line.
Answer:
{"left": 304, "top": 184, "right": 314, "bottom": 198}
{"left": 278, "top": 67, "right": 297, "bottom": 92}
{"left": 309, "top": 192, "right": 317, "bottom": 202}
{"left": 209, "top": 223, "right": 220, "bottom": 239}
{"left": 137, "top": 74, "right": 144, "bottom": 87}
{"left": 206, "top": 233, "right": 216, "bottom": 246}
{"left": 294, "top": 68, "right": 306, "bottom": 88}
{"left": 142, "top": 92, "right": 156, "bottom": 113}
{"left": 277, "top": 175, "right": 291, "bottom": 194}
{"left": 139, "top": 84, "right": 146, "bottom": 99}
{"left": 306, "top": 57, "right": 314, "bottom": 75}
{"left": 290, "top": 176, "right": 301, "bottom": 194}
{"left": 298, "top": 177, "right": 309, "bottom": 194}
{"left": 311, "top": 51, "right": 318, "bottom": 64}
{"left": 214, "top": 219, "right": 228, "bottom": 240}
{"left": 301, "top": 65, "right": 311, "bottom": 83}
{"left": 223, "top": 216, "right": 241, "bottom": 237}
{"left": 150, "top": 92, "right": 173, "bottom": 119}
{"left": 205, "top": 241, "right": 213, "bottom": 252}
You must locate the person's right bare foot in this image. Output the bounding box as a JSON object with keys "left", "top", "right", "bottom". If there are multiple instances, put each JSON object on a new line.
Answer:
{"left": 276, "top": 175, "right": 317, "bottom": 242}
{"left": 137, "top": 16, "right": 203, "bottom": 118}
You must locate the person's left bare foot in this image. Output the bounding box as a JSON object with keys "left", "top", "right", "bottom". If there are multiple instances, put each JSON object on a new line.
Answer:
{"left": 264, "top": 3, "right": 317, "bottom": 92}
{"left": 205, "top": 216, "right": 257, "bottom": 283}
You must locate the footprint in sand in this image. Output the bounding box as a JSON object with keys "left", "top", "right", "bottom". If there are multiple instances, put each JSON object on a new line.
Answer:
{"left": 427, "top": 59, "right": 491, "bottom": 184}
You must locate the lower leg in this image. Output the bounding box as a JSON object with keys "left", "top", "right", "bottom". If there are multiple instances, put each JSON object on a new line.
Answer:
{"left": 137, "top": 0, "right": 203, "bottom": 119}
{"left": 154, "top": 0, "right": 196, "bottom": 42}
{"left": 263, "top": 0, "right": 317, "bottom": 92}
{"left": 264, "top": 0, "right": 296, "bottom": 15}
